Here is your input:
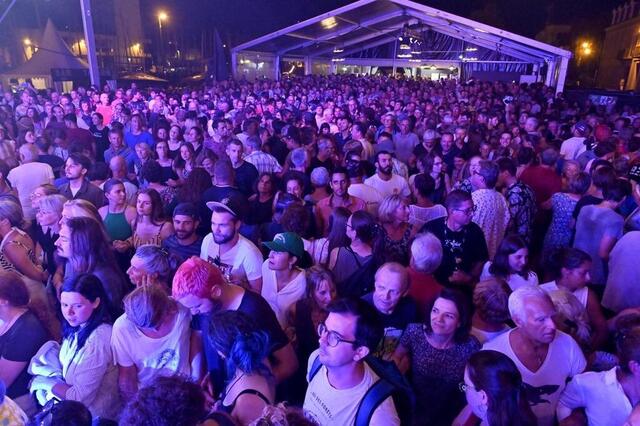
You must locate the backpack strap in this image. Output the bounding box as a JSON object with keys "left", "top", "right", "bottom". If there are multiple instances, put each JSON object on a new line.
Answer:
{"left": 355, "top": 378, "right": 395, "bottom": 426}
{"left": 307, "top": 354, "right": 323, "bottom": 383}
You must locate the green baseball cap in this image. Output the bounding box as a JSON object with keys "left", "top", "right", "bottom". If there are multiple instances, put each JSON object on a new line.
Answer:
{"left": 262, "top": 232, "right": 305, "bottom": 260}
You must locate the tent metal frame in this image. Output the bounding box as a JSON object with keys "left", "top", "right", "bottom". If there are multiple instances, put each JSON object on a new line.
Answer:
{"left": 232, "top": 0, "right": 571, "bottom": 92}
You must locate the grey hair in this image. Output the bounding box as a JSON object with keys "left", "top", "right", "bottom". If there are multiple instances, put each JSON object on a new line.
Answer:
{"left": 0, "top": 198, "right": 26, "bottom": 228}
{"left": 508, "top": 285, "right": 552, "bottom": 322}
{"left": 37, "top": 194, "right": 67, "bottom": 216}
{"left": 310, "top": 167, "right": 330, "bottom": 187}
{"left": 133, "top": 245, "right": 179, "bottom": 286}
{"left": 410, "top": 232, "right": 443, "bottom": 274}
{"left": 291, "top": 148, "right": 308, "bottom": 168}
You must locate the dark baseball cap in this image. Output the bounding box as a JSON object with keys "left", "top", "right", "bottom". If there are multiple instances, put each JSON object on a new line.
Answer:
{"left": 173, "top": 202, "right": 199, "bottom": 219}
{"left": 206, "top": 195, "right": 247, "bottom": 221}
{"left": 574, "top": 121, "right": 592, "bottom": 136}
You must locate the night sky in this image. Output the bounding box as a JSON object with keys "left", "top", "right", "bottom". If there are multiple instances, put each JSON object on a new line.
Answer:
{"left": 0, "top": 0, "right": 628, "bottom": 47}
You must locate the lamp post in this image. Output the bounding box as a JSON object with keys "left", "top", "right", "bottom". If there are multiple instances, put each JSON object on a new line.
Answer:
{"left": 157, "top": 11, "right": 168, "bottom": 69}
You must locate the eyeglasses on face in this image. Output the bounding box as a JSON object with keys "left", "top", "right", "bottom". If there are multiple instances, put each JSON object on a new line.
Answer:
{"left": 317, "top": 322, "right": 357, "bottom": 347}
{"left": 453, "top": 205, "right": 477, "bottom": 215}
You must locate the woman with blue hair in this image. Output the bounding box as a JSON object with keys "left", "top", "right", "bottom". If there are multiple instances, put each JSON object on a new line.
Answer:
{"left": 209, "top": 310, "right": 274, "bottom": 426}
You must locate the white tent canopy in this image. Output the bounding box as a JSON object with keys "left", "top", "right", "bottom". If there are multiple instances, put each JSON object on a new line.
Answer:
{"left": 232, "top": 0, "right": 571, "bottom": 92}
{"left": 1, "top": 19, "right": 88, "bottom": 88}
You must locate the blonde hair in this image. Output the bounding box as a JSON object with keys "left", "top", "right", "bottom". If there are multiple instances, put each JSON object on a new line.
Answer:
{"left": 548, "top": 289, "right": 591, "bottom": 347}
{"left": 123, "top": 285, "right": 175, "bottom": 329}
{"left": 37, "top": 194, "right": 67, "bottom": 216}
{"left": 63, "top": 199, "right": 102, "bottom": 223}
{"left": 377, "top": 194, "right": 404, "bottom": 224}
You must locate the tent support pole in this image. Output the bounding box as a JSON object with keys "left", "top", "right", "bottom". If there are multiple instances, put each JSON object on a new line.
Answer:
{"left": 80, "top": 0, "right": 100, "bottom": 86}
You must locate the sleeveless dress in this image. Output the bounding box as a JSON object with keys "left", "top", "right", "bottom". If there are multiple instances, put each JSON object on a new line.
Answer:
{"left": 103, "top": 211, "right": 132, "bottom": 241}
{"left": 131, "top": 222, "right": 167, "bottom": 248}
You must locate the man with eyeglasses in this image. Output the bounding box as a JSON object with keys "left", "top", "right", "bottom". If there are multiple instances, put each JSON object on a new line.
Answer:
{"left": 304, "top": 298, "right": 400, "bottom": 425}
{"left": 421, "top": 190, "right": 489, "bottom": 288}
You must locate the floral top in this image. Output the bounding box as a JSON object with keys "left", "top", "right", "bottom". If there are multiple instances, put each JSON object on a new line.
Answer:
{"left": 504, "top": 181, "right": 536, "bottom": 244}
{"left": 544, "top": 193, "right": 578, "bottom": 250}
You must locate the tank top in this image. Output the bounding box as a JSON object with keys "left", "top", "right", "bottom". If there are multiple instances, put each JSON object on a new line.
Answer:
{"left": 103, "top": 211, "right": 132, "bottom": 241}
{"left": 131, "top": 222, "right": 166, "bottom": 248}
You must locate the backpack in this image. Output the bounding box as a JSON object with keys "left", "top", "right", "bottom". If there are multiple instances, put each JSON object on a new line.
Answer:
{"left": 308, "top": 354, "right": 415, "bottom": 426}
{"left": 337, "top": 247, "right": 377, "bottom": 298}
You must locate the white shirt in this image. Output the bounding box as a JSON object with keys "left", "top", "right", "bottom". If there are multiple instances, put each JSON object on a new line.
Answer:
{"left": 540, "top": 280, "right": 588, "bottom": 308}
{"left": 558, "top": 367, "right": 631, "bottom": 426}
{"left": 483, "top": 330, "right": 586, "bottom": 426}
{"left": 200, "top": 233, "right": 263, "bottom": 283}
{"left": 560, "top": 137, "right": 587, "bottom": 161}
{"left": 480, "top": 261, "right": 539, "bottom": 291}
{"left": 111, "top": 304, "right": 192, "bottom": 386}
{"left": 364, "top": 173, "right": 411, "bottom": 199}
{"left": 349, "top": 183, "right": 384, "bottom": 217}
{"left": 7, "top": 162, "right": 54, "bottom": 220}
{"left": 260, "top": 260, "right": 307, "bottom": 329}
{"left": 303, "top": 349, "right": 400, "bottom": 426}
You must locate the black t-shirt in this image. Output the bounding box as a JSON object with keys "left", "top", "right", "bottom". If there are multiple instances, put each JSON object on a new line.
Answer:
{"left": 265, "top": 136, "right": 289, "bottom": 166}
{"left": 234, "top": 161, "right": 259, "bottom": 197}
{"left": 362, "top": 294, "right": 418, "bottom": 358}
{"left": 90, "top": 124, "right": 110, "bottom": 162}
{"left": 0, "top": 311, "right": 49, "bottom": 398}
{"left": 421, "top": 217, "right": 489, "bottom": 286}
{"left": 572, "top": 195, "right": 602, "bottom": 219}
{"left": 309, "top": 156, "right": 335, "bottom": 173}
{"left": 193, "top": 290, "right": 288, "bottom": 395}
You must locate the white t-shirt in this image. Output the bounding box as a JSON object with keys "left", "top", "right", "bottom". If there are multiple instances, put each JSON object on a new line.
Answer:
{"left": 7, "top": 162, "right": 54, "bottom": 220}
{"left": 364, "top": 173, "right": 411, "bottom": 199}
{"left": 303, "top": 349, "right": 400, "bottom": 426}
{"left": 480, "top": 261, "right": 539, "bottom": 291}
{"left": 540, "top": 280, "right": 588, "bottom": 308}
{"left": 348, "top": 183, "right": 384, "bottom": 217}
{"left": 483, "top": 330, "right": 586, "bottom": 426}
{"left": 200, "top": 234, "right": 263, "bottom": 283}
{"left": 557, "top": 367, "right": 631, "bottom": 426}
{"left": 111, "top": 304, "right": 192, "bottom": 386}
{"left": 560, "top": 137, "right": 587, "bottom": 161}
{"left": 260, "top": 261, "right": 307, "bottom": 329}
{"left": 470, "top": 325, "right": 511, "bottom": 345}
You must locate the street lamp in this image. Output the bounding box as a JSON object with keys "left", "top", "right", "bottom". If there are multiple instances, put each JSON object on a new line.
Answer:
{"left": 157, "top": 11, "right": 168, "bottom": 30}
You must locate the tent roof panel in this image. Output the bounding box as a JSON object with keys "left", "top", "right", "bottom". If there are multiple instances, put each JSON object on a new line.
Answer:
{"left": 232, "top": 0, "right": 571, "bottom": 63}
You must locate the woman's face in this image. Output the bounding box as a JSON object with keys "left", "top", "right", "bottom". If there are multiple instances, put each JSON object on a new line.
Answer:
{"left": 155, "top": 141, "right": 168, "bottom": 158}
{"left": 430, "top": 297, "right": 460, "bottom": 338}
{"left": 180, "top": 145, "right": 192, "bottom": 161}
{"left": 394, "top": 202, "right": 409, "bottom": 222}
{"left": 61, "top": 291, "right": 99, "bottom": 327}
{"left": 508, "top": 248, "right": 529, "bottom": 273}
{"left": 286, "top": 180, "right": 303, "bottom": 199}
{"left": 188, "top": 128, "right": 199, "bottom": 143}
{"left": 106, "top": 184, "right": 126, "bottom": 206}
{"left": 564, "top": 163, "right": 580, "bottom": 179}
{"left": 267, "top": 250, "right": 292, "bottom": 271}
{"left": 136, "top": 193, "right": 153, "bottom": 216}
{"left": 463, "top": 368, "right": 488, "bottom": 420}
{"left": 169, "top": 126, "right": 180, "bottom": 141}
{"left": 314, "top": 279, "right": 336, "bottom": 310}
{"left": 202, "top": 158, "right": 215, "bottom": 176}
{"left": 30, "top": 187, "right": 47, "bottom": 209}
{"left": 156, "top": 128, "right": 168, "bottom": 142}
{"left": 126, "top": 255, "right": 148, "bottom": 287}
{"left": 561, "top": 261, "right": 592, "bottom": 291}
{"left": 346, "top": 215, "right": 356, "bottom": 242}
{"left": 258, "top": 175, "right": 272, "bottom": 194}
{"left": 36, "top": 207, "right": 60, "bottom": 227}
{"left": 25, "top": 130, "right": 36, "bottom": 144}
{"left": 469, "top": 157, "right": 482, "bottom": 175}
{"left": 432, "top": 156, "right": 444, "bottom": 174}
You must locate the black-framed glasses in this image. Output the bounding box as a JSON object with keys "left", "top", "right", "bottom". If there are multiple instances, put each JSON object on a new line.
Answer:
{"left": 453, "top": 205, "right": 477, "bottom": 215}
{"left": 317, "top": 322, "right": 357, "bottom": 347}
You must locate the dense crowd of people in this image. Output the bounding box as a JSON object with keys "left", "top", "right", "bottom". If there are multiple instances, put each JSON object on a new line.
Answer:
{"left": 0, "top": 73, "right": 639, "bottom": 425}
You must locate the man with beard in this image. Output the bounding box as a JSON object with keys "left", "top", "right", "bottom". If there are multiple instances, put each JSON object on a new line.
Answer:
{"left": 200, "top": 195, "right": 263, "bottom": 293}
{"left": 364, "top": 151, "right": 411, "bottom": 200}
{"left": 162, "top": 202, "right": 204, "bottom": 264}
{"left": 172, "top": 257, "right": 298, "bottom": 402}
